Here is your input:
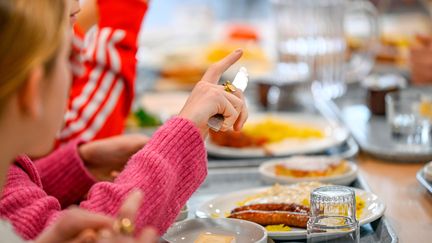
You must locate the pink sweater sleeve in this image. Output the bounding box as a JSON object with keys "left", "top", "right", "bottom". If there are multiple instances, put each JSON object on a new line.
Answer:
{"left": 0, "top": 163, "right": 62, "bottom": 240}
{"left": 80, "top": 117, "right": 208, "bottom": 234}
{"left": 35, "top": 140, "right": 97, "bottom": 208}
{"left": 0, "top": 117, "right": 207, "bottom": 240}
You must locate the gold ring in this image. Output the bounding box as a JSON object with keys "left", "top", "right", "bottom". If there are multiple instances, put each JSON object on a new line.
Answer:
{"left": 223, "top": 81, "right": 237, "bottom": 93}
{"left": 114, "top": 217, "right": 134, "bottom": 235}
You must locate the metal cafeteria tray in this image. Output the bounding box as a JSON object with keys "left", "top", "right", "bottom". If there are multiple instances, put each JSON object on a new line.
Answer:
{"left": 326, "top": 85, "right": 432, "bottom": 162}
{"left": 207, "top": 137, "right": 359, "bottom": 168}
{"left": 416, "top": 168, "right": 432, "bottom": 194}
{"left": 187, "top": 167, "right": 397, "bottom": 243}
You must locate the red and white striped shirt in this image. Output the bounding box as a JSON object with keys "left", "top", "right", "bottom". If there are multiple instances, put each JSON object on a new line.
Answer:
{"left": 57, "top": 0, "right": 148, "bottom": 146}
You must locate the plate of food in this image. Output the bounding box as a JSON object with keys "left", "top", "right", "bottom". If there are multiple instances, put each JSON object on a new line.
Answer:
{"left": 259, "top": 156, "right": 358, "bottom": 186}
{"left": 196, "top": 182, "right": 385, "bottom": 240}
{"left": 207, "top": 113, "right": 349, "bottom": 158}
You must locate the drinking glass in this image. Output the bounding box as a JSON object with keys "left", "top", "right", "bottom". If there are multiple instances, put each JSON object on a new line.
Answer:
{"left": 307, "top": 186, "right": 359, "bottom": 243}
{"left": 270, "top": 0, "right": 378, "bottom": 100}
{"left": 386, "top": 91, "right": 432, "bottom": 146}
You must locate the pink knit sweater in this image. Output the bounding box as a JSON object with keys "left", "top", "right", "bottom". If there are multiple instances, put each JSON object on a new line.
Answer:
{"left": 0, "top": 117, "right": 207, "bottom": 240}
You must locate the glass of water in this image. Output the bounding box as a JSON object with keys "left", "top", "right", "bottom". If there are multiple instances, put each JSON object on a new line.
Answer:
{"left": 307, "top": 186, "right": 359, "bottom": 243}
{"left": 270, "top": 0, "right": 378, "bottom": 100}
{"left": 386, "top": 91, "right": 432, "bottom": 145}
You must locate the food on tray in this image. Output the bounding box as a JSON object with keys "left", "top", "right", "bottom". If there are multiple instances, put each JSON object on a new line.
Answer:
{"left": 228, "top": 203, "right": 309, "bottom": 228}
{"left": 126, "top": 108, "right": 161, "bottom": 128}
{"left": 205, "top": 42, "right": 268, "bottom": 64}
{"left": 243, "top": 118, "right": 324, "bottom": 142}
{"left": 209, "top": 117, "right": 324, "bottom": 148}
{"left": 231, "top": 203, "right": 309, "bottom": 214}
{"left": 158, "top": 26, "right": 270, "bottom": 87}
{"left": 209, "top": 130, "right": 267, "bottom": 148}
{"left": 265, "top": 224, "right": 292, "bottom": 232}
{"left": 374, "top": 13, "right": 432, "bottom": 66}
{"left": 346, "top": 35, "right": 406, "bottom": 64}
{"left": 226, "top": 182, "right": 366, "bottom": 229}
{"left": 226, "top": 24, "right": 260, "bottom": 42}
{"left": 194, "top": 233, "right": 236, "bottom": 243}
{"left": 419, "top": 98, "right": 432, "bottom": 121}
{"left": 229, "top": 210, "right": 308, "bottom": 228}
{"left": 204, "top": 38, "right": 271, "bottom": 77}
{"left": 237, "top": 182, "right": 325, "bottom": 207}
{"left": 375, "top": 36, "right": 411, "bottom": 65}
{"left": 273, "top": 156, "right": 349, "bottom": 178}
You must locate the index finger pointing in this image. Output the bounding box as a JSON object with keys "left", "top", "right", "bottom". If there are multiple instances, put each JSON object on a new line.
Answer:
{"left": 201, "top": 49, "right": 243, "bottom": 84}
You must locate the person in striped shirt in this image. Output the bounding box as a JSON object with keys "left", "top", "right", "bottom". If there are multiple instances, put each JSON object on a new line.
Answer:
{"left": 56, "top": 0, "right": 148, "bottom": 145}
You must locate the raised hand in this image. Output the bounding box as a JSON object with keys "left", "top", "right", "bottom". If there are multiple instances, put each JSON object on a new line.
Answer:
{"left": 179, "top": 50, "right": 248, "bottom": 137}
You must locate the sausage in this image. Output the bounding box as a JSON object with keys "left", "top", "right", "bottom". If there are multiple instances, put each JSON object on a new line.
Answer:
{"left": 228, "top": 210, "right": 309, "bottom": 228}
{"left": 231, "top": 203, "right": 309, "bottom": 214}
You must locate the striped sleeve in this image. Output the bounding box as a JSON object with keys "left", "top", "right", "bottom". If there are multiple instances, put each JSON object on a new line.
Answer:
{"left": 57, "top": 0, "right": 148, "bottom": 145}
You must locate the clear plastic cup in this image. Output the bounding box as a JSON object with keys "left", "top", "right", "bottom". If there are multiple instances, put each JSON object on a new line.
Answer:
{"left": 386, "top": 91, "right": 432, "bottom": 146}
{"left": 307, "top": 186, "right": 359, "bottom": 243}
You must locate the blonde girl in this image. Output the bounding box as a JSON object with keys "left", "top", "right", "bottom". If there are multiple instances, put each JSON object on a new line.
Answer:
{"left": 0, "top": 0, "right": 247, "bottom": 241}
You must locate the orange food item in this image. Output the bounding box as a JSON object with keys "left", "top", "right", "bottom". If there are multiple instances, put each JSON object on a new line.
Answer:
{"left": 274, "top": 158, "right": 348, "bottom": 178}
{"left": 419, "top": 99, "right": 432, "bottom": 120}
{"left": 227, "top": 24, "right": 260, "bottom": 42}
{"left": 376, "top": 36, "right": 411, "bottom": 65}
{"left": 228, "top": 208, "right": 309, "bottom": 228}
{"left": 231, "top": 203, "right": 309, "bottom": 214}
{"left": 209, "top": 130, "right": 267, "bottom": 148}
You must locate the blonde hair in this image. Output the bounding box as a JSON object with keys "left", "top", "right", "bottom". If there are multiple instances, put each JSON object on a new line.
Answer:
{"left": 0, "top": 0, "right": 68, "bottom": 110}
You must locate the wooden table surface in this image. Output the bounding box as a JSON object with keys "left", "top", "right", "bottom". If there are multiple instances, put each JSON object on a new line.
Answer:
{"left": 357, "top": 153, "right": 432, "bottom": 242}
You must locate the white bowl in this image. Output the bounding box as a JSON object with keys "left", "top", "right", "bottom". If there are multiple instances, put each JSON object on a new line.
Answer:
{"left": 259, "top": 157, "right": 358, "bottom": 186}
{"left": 163, "top": 218, "right": 267, "bottom": 243}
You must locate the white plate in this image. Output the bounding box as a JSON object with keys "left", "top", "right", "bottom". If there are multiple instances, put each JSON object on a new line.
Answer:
{"left": 259, "top": 158, "right": 358, "bottom": 186}
{"left": 196, "top": 186, "right": 385, "bottom": 240}
{"left": 206, "top": 113, "right": 349, "bottom": 158}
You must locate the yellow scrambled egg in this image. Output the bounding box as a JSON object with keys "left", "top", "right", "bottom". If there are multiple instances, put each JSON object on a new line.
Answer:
{"left": 265, "top": 224, "right": 292, "bottom": 232}
{"left": 243, "top": 118, "right": 324, "bottom": 143}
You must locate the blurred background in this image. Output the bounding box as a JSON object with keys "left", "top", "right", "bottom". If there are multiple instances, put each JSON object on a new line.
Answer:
{"left": 136, "top": 0, "right": 432, "bottom": 90}
{"left": 130, "top": 0, "right": 432, "bottom": 133}
{"left": 128, "top": 0, "right": 432, "bottom": 140}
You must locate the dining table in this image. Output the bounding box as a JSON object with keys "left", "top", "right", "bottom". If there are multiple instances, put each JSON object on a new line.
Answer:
{"left": 140, "top": 83, "right": 432, "bottom": 242}
{"left": 136, "top": 2, "right": 432, "bottom": 238}
{"left": 356, "top": 153, "right": 432, "bottom": 242}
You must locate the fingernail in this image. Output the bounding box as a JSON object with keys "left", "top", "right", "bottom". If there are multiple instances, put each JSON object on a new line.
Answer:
{"left": 235, "top": 48, "right": 243, "bottom": 54}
